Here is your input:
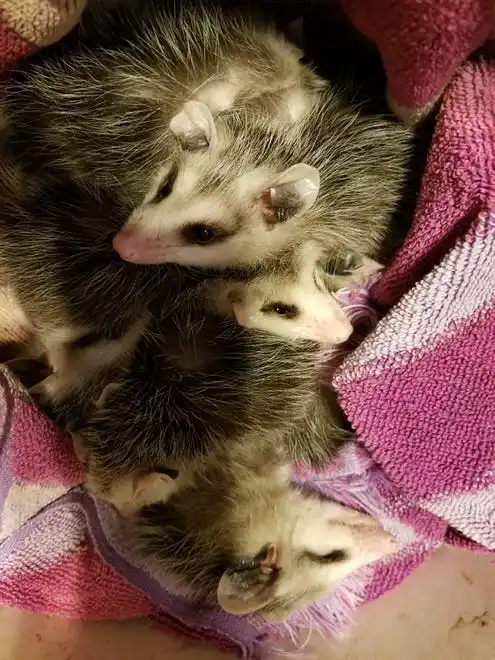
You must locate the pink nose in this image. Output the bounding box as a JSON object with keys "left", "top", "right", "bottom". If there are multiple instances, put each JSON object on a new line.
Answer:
{"left": 112, "top": 229, "right": 141, "bottom": 261}
{"left": 331, "top": 319, "right": 353, "bottom": 344}
{"left": 314, "top": 316, "right": 352, "bottom": 345}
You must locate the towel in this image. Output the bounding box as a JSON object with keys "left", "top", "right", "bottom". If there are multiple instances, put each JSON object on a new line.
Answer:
{"left": 331, "top": 56, "right": 495, "bottom": 586}
{"left": 0, "top": 0, "right": 86, "bottom": 76}
{"left": 0, "top": 3, "right": 494, "bottom": 659}
{"left": 340, "top": 0, "right": 494, "bottom": 121}
{"left": 0, "top": 363, "right": 275, "bottom": 657}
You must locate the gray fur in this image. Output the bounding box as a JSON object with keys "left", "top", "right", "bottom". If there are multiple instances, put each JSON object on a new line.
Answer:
{"left": 130, "top": 437, "right": 296, "bottom": 602}
{"left": 73, "top": 299, "right": 349, "bottom": 492}
{"left": 0, "top": 171, "right": 173, "bottom": 402}
{"left": 3, "top": 1, "right": 316, "bottom": 204}
{"left": 0, "top": 2, "right": 399, "bottom": 614}
{"left": 127, "top": 430, "right": 393, "bottom": 620}
{"left": 3, "top": 1, "right": 412, "bottom": 270}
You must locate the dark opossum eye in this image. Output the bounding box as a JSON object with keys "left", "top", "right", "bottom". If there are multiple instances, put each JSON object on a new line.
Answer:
{"left": 182, "top": 223, "right": 219, "bottom": 245}
{"left": 261, "top": 302, "right": 299, "bottom": 319}
{"left": 154, "top": 181, "right": 172, "bottom": 203}
{"left": 153, "top": 167, "right": 178, "bottom": 203}
{"left": 307, "top": 549, "right": 348, "bottom": 564}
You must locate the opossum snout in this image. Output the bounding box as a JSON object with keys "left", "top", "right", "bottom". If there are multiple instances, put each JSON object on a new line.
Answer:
{"left": 113, "top": 228, "right": 142, "bottom": 261}
{"left": 113, "top": 228, "right": 177, "bottom": 264}
{"left": 325, "top": 316, "right": 353, "bottom": 344}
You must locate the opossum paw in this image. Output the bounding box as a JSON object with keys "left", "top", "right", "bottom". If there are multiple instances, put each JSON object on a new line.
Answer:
{"left": 85, "top": 469, "right": 180, "bottom": 516}
{"left": 70, "top": 432, "right": 89, "bottom": 464}
{"left": 28, "top": 372, "right": 71, "bottom": 407}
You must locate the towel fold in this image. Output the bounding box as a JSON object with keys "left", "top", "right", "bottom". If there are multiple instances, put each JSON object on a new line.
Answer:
{"left": 0, "top": 0, "right": 86, "bottom": 75}
{"left": 340, "top": 0, "right": 493, "bottom": 121}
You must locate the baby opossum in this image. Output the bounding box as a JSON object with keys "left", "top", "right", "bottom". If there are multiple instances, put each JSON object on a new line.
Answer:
{"left": 112, "top": 79, "right": 412, "bottom": 271}
{"left": 208, "top": 242, "right": 382, "bottom": 344}
{"left": 0, "top": 167, "right": 356, "bottom": 407}
{"left": 0, "top": 172, "right": 179, "bottom": 404}
{"left": 3, "top": 1, "right": 412, "bottom": 274}
{"left": 118, "top": 435, "right": 396, "bottom": 621}
{"left": 0, "top": 0, "right": 367, "bottom": 400}
{"left": 4, "top": 0, "right": 321, "bottom": 205}
{"left": 71, "top": 299, "right": 350, "bottom": 496}
{"left": 113, "top": 94, "right": 411, "bottom": 270}
{"left": 115, "top": 95, "right": 411, "bottom": 271}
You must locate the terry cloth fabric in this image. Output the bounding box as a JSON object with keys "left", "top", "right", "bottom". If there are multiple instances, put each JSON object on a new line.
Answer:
{"left": 333, "top": 59, "right": 495, "bottom": 557}
{"left": 0, "top": 0, "right": 86, "bottom": 76}
{"left": 340, "top": 0, "right": 494, "bottom": 121}
{"left": 0, "top": 365, "right": 271, "bottom": 657}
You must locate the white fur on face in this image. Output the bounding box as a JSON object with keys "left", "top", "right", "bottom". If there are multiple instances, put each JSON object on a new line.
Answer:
{"left": 234, "top": 283, "right": 353, "bottom": 344}
{"left": 112, "top": 145, "right": 320, "bottom": 269}
{"left": 112, "top": 158, "right": 295, "bottom": 268}
{"left": 232, "top": 257, "right": 354, "bottom": 345}
{"left": 97, "top": 459, "right": 394, "bottom": 621}
{"left": 221, "top": 491, "right": 396, "bottom": 621}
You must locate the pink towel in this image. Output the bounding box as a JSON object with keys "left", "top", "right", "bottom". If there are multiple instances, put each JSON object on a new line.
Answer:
{"left": 341, "top": 0, "right": 494, "bottom": 121}
{"left": 272, "top": 57, "right": 495, "bottom": 640}
{"left": 332, "top": 56, "right": 495, "bottom": 585}
{"left": 0, "top": 59, "right": 493, "bottom": 649}
{"left": 0, "top": 0, "right": 86, "bottom": 76}
{"left": 0, "top": 366, "right": 272, "bottom": 657}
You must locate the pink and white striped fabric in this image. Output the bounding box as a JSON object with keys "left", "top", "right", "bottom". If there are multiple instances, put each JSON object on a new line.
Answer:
{"left": 334, "top": 58, "right": 495, "bottom": 555}
{"left": 279, "top": 57, "right": 495, "bottom": 640}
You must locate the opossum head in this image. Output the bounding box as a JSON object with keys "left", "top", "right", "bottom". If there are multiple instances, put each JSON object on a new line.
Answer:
{"left": 131, "top": 443, "right": 396, "bottom": 622}
{"left": 112, "top": 101, "right": 320, "bottom": 269}
{"left": 113, "top": 77, "right": 411, "bottom": 270}
{"left": 228, "top": 243, "right": 354, "bottom": 345}
{"left": 216, "top": 491, "right": 396, "bottom": 621}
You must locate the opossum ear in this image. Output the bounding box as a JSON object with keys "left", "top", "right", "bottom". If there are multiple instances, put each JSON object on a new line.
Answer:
{"left": 130, "top": 471, "right": 178, "bottom": 509}
{"left": 95, "top": 470, "right": 179, "bottom": 516}
{"left": 217, "top": 543, "right": 279, "bottom": 615}
{"left": 263, "top": 164, "right": 320, "bottom": 224}
{"left": 94, "top": 382, "right": 121, "bottom": 409}
{"left": 349, "top": 256, "right": 383, "bottom": 282}
{"left": 169, "top": 101, "right": 217, "bottom": 151}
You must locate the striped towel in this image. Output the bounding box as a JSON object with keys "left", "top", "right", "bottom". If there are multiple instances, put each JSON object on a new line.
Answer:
{"left": 340, "top": 0, "right": 494, "bottom": 121}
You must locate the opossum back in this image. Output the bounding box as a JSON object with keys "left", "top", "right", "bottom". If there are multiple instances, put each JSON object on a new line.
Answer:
{"left": 0, "top": 174, "right": 179, "bottom": 333}
{"left": 3, "top": 0, "right": 311, "bottom": 202}
{"left": 76, "top": 304, "right": 328, "bottom": 489}
{"left": 291, "top": 94, "right": 412, "bottom": 260}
